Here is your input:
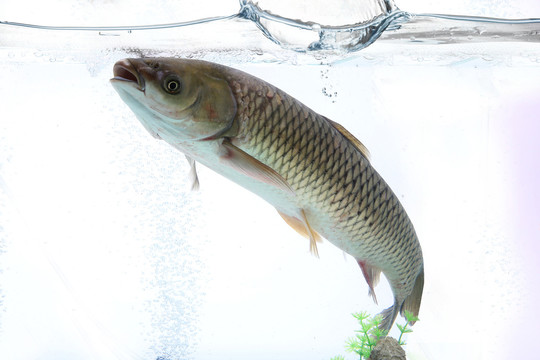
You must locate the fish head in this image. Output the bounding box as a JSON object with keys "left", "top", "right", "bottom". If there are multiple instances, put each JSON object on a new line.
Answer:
{"left": 110, "top": 58, "right": 237, "bottom": 141}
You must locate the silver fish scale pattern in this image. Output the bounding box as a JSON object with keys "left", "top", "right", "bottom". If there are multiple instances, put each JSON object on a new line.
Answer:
{"left": 229, "top": 77, "right": 422, "bottom": 298}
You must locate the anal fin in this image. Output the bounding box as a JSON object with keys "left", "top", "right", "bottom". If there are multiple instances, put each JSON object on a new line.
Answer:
{"left": 277, "top": 209, "right": 322, "bottom": 258}
{"left": 357, "top": 260, "right": 382, "bottom": 305}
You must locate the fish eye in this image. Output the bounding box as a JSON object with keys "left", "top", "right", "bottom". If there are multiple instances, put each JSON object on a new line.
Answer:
{"left": 163, "top": 76, "right": 182, "bottom": 95}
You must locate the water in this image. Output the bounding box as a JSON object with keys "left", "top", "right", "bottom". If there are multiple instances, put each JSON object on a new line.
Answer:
{"left": 2, "top": 0, "right": 540, "bottom": 60}
{"left": 1, "top": 1, "right": 539, "bottom": 360}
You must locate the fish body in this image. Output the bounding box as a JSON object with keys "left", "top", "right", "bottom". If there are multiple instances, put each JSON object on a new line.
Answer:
{"left": 110, "top": 58, "right": 424, "bottom": 330}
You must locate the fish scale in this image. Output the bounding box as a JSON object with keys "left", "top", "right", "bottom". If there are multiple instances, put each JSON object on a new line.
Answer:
{"left": 229, "top": 75, "right": 422, "bottom": 329}
{"left": 111, "top": 58, "right": 424, "bottom": 331}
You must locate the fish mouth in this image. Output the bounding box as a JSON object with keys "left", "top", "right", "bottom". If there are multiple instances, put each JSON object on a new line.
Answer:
{"left": 111, "top": 59, "right": 145, "bottom": 92}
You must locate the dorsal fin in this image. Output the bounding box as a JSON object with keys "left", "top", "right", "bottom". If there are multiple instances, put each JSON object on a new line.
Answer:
{"left": 326, "top": 118, "right": 371, "bottom": 160}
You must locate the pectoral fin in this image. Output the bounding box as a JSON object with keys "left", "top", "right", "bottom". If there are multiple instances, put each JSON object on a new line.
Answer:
{"left": 220, "top": 139, "right": 294, "bottom": 195}
{"left": 277, "top": 209, "right": 322, "bottom": 258}
{"left": 185, "top": 155, "right": 200, "bottom": 191}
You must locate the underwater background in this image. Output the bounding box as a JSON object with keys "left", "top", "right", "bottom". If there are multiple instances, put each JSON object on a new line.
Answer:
{"left": 1, "top": 0, "right": 540, "bottom": 359}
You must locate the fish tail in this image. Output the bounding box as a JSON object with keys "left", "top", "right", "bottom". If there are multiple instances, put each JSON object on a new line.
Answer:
{"left": 378, "top": 267, "right": 424, "bottom": 331}
{"left": 378, "top": 300, "right": 399, "bottom": 332}
{"left": 400, "top": 266, "right": 424, "bottom": 325}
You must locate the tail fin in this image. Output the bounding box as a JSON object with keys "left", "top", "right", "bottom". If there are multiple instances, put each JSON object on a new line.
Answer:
{"left": 378, "top": 267, "right": 424, "bottom": 331}
{"left": 400, "top": 266, "right": 424, "bottom": 325}
{"left": 378, "top": 301, "right": 399, "bottom": 332}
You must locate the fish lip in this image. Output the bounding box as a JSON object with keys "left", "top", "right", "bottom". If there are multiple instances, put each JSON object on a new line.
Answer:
{"left": 111, "top": 59, "right": 145, "bottom": 92}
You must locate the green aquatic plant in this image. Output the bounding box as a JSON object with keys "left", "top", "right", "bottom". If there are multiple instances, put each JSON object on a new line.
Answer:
{"left": 397, "top": 310, "right": 419, "bottom": 345}
{"left": 345, "top": 312, "right": 388, "bottom": 359}
{"left": 333, "top": 310, "right": 419, "bottom": 360}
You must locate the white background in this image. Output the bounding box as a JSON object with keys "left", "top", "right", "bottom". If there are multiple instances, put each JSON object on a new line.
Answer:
{"left": 1, "top": 1, "right": 540, "bottom": 360}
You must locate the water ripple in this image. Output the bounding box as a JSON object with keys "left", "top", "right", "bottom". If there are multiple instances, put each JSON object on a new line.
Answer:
{"left": 1, "top": 0, "right": 539, "bottom": 53}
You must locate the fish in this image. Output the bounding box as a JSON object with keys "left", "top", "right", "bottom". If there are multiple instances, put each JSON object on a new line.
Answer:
{"left": 110, "top": 57, "right": 424, "bottom": 330}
